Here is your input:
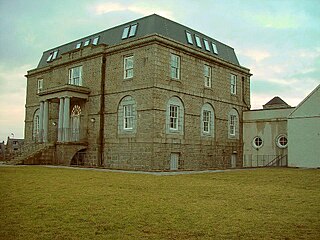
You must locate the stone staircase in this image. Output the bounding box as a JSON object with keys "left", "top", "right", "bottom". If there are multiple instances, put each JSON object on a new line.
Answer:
{"left": 7, "top": 143, "right": 54, "bottom": 165}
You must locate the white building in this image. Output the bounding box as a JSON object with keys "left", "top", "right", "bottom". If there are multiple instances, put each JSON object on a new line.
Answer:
{"left": 288, "top": 84, "right": 320, "bottom": 168}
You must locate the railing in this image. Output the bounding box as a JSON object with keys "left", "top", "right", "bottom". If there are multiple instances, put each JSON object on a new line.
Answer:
{"left": 243, "top": 154, "right": 288, "bottom": 168}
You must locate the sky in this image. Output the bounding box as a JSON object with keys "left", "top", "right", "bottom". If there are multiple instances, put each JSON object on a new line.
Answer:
{"left": 0, "top": 0, "right": 319, "bottom": 142}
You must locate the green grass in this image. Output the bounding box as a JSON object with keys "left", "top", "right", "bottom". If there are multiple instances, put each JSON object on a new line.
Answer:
{"left": 0, "top": 166, "right": 319, "bottom": 240}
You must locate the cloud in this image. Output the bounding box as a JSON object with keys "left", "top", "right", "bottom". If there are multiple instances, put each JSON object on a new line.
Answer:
{"left": 252, "top": 14, "right": 301, "bottom": 29}
{"left": 91, "top": 2, "right": 174, "bottom": 19}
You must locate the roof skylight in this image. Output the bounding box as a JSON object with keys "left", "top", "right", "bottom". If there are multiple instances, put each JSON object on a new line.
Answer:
{"left": 46, "top": 50, "right": 59, "bottom": 62}
{"left": 186, "top": 31, "right": 193, "bottom": 44}
{"left": 203, "top": 39, "right": 210, "bottom": 51}
{"left": 122, "top": 26, "right": 130, "bottom": 39}
{"left": 84, "top": 39, "right": 90, "bottom": 46}
{"left": 122, "top": 24, "right": 138, "bottom": 39}
{"left": 76, "top": 42, "right": 81, "bottom": 49}
{"left": 212, "top": 43, "right": 218, "bottom": 54}
{"left": 195, "top": 35, "right": 202, "bottom": 48}
{"left": 52, "top": 50, "right": 58, "bottom": 60}
{"left": 92, "top": 36, "right": 100, "bottom": 45}
{"left": 128, "top": 24, "right": 138, "bottom": 37}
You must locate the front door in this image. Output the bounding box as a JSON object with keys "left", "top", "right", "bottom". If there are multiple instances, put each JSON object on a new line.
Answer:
{"left": 71, "top": 105, "right": 81, "bottom": 142}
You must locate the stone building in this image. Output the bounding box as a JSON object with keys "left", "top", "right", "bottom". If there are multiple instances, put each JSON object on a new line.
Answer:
{"left": 24, "top": 14, "right": 251, "bottom": 170}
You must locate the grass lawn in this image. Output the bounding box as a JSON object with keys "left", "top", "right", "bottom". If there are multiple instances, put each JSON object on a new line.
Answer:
{"left": 0, "top": 166, "right": 319, "bottom": 239}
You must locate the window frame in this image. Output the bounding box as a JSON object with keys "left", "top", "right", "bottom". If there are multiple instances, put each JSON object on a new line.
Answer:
{"left": 123, "top": 104, "right": 134, "bottom": 130}
{"left": 124, "top": 55, "right": 134, "bottom": 79}
{"left": 276, "top": 134, "right": 288, "bottom": 148}
{"left": 76, "top": 42, "right": 82, "bottom": 49}
{"left": 69, "top": 66, "right": 83, "bottom": 86}
{"left": 170, "top": 54, "right": 180, "bottom": 80}
{"left": 204, "top": 65, "right": 212, "bottom": 88}
{"left": 37, "top": 79, "right": 43, "bottom": 93}
{"left": 230, "top": 74, "right": 237, "bottom": 95}
{"left": 186, "top": 31, "right": 193, "bottom": 44}
{"left": 84, "top": 39, "right": 90, "bottom": 47}
{"left": 229, "top": 115, "right": 236, "bottom": 136}
{"left": 169, "top": 105, "right": 179, "bottom": 130}
{"left": 252, "top": 136, "right": 263, "bottom": 149}
{"left": 202, "top": 110, "right": 211, "bottom": 134}
{"left": 212, "top": 43, "right": 218, "bottom": 54}
{"left": 195, "top": 35, "right": 202, "bottom": 48}
{"left": 128, "top": 24, "right": 138, "bottom": 37}
{"left": 203, "top": 39, "right": 210, "bottom": 51}
{"left": 92, "top": 36, "right": 100, "bottom": 45}
{"left": 166, "top": 97, "right": 184, "bottom": 135}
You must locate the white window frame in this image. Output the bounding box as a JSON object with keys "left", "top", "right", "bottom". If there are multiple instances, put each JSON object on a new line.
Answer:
{"left": 123, "top": 104, "right": 134, "bottom": 130}
{"left": 170, "top": 54, "right": 180, "bottom": 80}
{"left": 118, "top": 96, "right": 137, "bottom": 134}
{"left": 195, "top": 35, "right": 202, "bottom": 48}
{"left": 170, "top": 105, "right": 179, "bottom": 130}
{"left": 186, "top": 31, "right": 193, "bottom": 44}
{"left": 231, "top": 74, "right": 237, "bottom": 94}
{"left": 201, "top": 103, "right": 214, "bottom": 137}
{"left": 204, "top": 65, "right": 212, "bottom": 88}
{"left": 203, "top": 39, "right": 210, "bottom": 51}
{"left": 229, "top": 115, "right": 236, "bottom": 136}
{"left": 122, "top": 26, "right": 130, "bottom": 39}
{"left": 37, "top": 79, "right": 43, "bottom": 93}
{"left": 203, "top": 110, "right": 211, "bottom": 134}
{"left": 252, "top": 136, "right": 263, "bottom": 149}
{"left": 124, "top": 56, "right": 134, "bottom": 79}
{"left": 69, "top": 66, "right": 83, "bottom": 86}
{"left": 276, "top": 134, "right": 288, "bottom": 148}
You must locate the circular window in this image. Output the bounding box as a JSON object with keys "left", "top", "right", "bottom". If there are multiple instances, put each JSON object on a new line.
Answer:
{"left": 276, "top": 135, "right": 288, "bottom": 148}
{"left": 252, "top": 136, "right": 263, "bottom": 149}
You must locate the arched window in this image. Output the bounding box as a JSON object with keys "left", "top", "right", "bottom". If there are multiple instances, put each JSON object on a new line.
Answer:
{"left": 201, "top": 103, "right": 215, "bottom": 137}
{"left": 33, "top": 109, "right": 40, "bottom": 141}
{"left": 166, "top": 97, "right": 184, "bottom": 134}
{"left": 118, "top": 96, "right": 137, "bottom": 134}
{"left": 228, "top": 108, "right": 239, "bottom": 139}
{"left": 71, "top": 105, "right": 81, "bottom": 141}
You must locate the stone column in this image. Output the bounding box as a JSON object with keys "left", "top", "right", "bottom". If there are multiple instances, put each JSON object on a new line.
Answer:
{"left": 43, "top": 100, "right": 49, "bottom": 143}
{"left": 63, "top": 97, "right": 70, "bottom": 142}
{"left": 58, "top": 97, "right": 64, "bottom": 142}
{"left": 39, "top": 101, "right": 44, "bottom": 142}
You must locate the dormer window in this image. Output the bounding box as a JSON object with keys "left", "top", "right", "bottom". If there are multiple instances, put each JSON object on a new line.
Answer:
{"left": 76, "top": 42, "right": 82, "bottom": 49}
{"left": 122, "top": 24, "right": 138, "bottom": 39}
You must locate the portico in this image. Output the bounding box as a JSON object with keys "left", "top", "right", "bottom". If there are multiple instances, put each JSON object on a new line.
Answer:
{"left": 37, "top": 84, "right": 90, "bottom": 143}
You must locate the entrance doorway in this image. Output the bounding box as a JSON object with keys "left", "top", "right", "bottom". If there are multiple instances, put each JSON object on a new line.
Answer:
{"left": 170, "top": 153, "right": 180, "bottom": 170}
{"left": 231, "top": 154, "right": 237, "bottom": 168}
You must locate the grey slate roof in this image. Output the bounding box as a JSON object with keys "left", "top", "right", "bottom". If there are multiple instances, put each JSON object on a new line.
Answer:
{"left": 263, "top": 96, "right": 291, "bottom": 109}
{"left": 37, "top": 14, "right": 240, "bottom": 69}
